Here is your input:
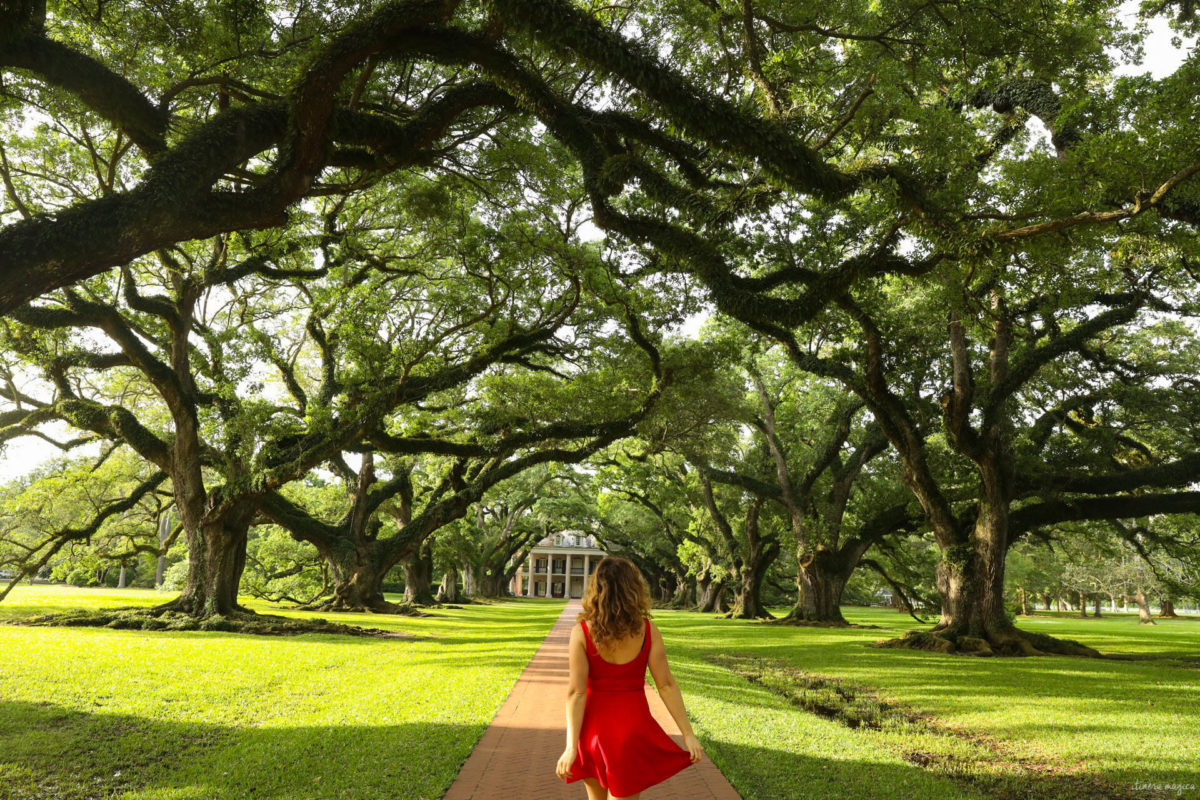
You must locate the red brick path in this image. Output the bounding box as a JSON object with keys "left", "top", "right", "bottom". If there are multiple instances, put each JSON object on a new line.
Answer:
{"left": 442, "top": 600, "right": 741, "bottom": 800}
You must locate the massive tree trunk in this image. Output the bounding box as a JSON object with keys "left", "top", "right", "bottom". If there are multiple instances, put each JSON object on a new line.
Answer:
{"left": 164, "top": 509, "right": 254, "bottom": 617}
{"left": 152, "top": 286, "right": 262, "bottom": 619}
{"left": 1159, "top": 597, "right": 1177, "bottom": 618}
{"left": 436, "top": 565, "right": 460, "bottom": 603}
{"left": 791, "top": 554, "right": 852, "bottom": 624}
{"left": 403, "top": 539, "right": 436, "bottom": 605}
{"left": 868, "top": 304, "right": 1102, "bottom": 657}
{"left": 1092, "top": 595, "right": 1103, "bottom": 617}
{"left": 697, "top": 576, "right": 726, "bottom": 613}
{"left": 669, "top": 570, "right": 693, "bottom": 607}
{"left": 475, "top": 532, "right": 537, "bottom": 599}
{"left": 461, "top": 561, "right": 477, "bottom": 596}
{"left": 699, "top": 478, "right": 773, "bottom": 619}
{"left": 918, "top": 498, "right": 1098, "bottom": 657}
{"left": 1079, "top": 591, "right": 1088, "bottom": 618}
{"left": 885, "top": 443, "right": 1098, "bottom": 655}
{"left": 312, "top": 539, "right": 406, "bottom": 613}
{"left": 784, "top": 530, "right": 883, "bottom": 624}
{"left": 726, "top": 500, "right": 778, "bottom": 619}
{"left": 329, "top": 562, "right": 391, "bottom": 611}
{"left": 929, "top": 519, "right": 1016, "bottom": 651}
{"left": 656, "top": 574, "right": 673, "bottom": 604}
{"left": 477, "top": 566, "right": 510, "bottom": 598}
{"left": 913, "top": 321, "right": 1068, "bottom": 655}
{"left": 726, "top": 510, "right": 779, "bottom": 620}
{"left": 261, "top": 457, "right": 426, "bottom": 613}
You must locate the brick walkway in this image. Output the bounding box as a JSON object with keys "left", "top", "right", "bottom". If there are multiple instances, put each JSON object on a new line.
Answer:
{"left": 442, "top": 600, "right": 741, "bottom": 800}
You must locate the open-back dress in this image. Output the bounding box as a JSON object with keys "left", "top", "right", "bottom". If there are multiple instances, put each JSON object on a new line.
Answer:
{"left": 566, "top": 618, "right": 693, "bottom": 797}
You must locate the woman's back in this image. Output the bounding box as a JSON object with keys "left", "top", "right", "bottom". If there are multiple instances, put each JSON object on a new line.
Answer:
{"left": 580, "top": 619, "right": 649, "bottom": 694}
{"left": 587, "top": 621, "right": 646, "bottom": 665}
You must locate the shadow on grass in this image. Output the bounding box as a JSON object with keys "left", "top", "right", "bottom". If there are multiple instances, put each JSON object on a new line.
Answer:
{"left": 0, "top": 700, "right": 486, "bottom": 800}
{"left": 5, "top": 690, "right": 1195, "bottom": 800}
{"left": 675, "top": 657, "right": 1200, "bottom": 800}
{"left": 702, "top": 736, "right": 1198, "bottom": 800}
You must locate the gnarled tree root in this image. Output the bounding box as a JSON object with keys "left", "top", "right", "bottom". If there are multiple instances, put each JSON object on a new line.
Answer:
{"left": 6, "top": 607, "right": 418, "bottom": 637}
{"left": 769, "top": 617, "right": 882, "bottom": 629}
{"left": 766, "top": 609, "right": 868, "bottom": 628}
{"left": 722, "top": 605, "right": 776, "bottom": 621}
{"left": 767, "top": 616, "right": 852, "bottom": 627}
{"left": 298, "top": 598, "right": 430, "bottom": 616}
{"left": 872, "top": 627, "right": 1101, "bottom": 657}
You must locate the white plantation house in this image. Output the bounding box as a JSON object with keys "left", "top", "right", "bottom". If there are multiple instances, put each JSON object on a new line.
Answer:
{"left": 509, "top": 531, "right": 606, "bottom": 599}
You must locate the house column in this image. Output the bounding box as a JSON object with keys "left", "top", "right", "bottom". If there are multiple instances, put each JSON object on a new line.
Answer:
{"left": 584, "top": 554, "right": 591, "bottom": 594}
{"left": 566, "top": 553, "right": 574, "bottom": 598}
{"left": 525, "top": 553, "right": 534, "bottom": 597}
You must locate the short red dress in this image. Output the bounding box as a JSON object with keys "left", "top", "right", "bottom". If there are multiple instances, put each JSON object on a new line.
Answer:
{"left": 566, "top": 618, "right": 693, "bottom": 797}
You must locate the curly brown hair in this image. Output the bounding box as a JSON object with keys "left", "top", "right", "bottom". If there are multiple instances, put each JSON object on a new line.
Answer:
{"left": 578, "top": 555, "right": 652, "bottom": 649}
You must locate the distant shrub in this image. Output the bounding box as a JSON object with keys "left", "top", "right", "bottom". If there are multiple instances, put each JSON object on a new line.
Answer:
{"left": 63, "top": 565, "right": 100, "bottom": 587}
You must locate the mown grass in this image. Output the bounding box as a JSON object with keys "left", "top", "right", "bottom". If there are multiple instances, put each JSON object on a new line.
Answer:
{"left": 4, "top": 587, "right": 1198, "bottom": 800}
{"left": 655, "top": 606, "right": 1200, "bottom": 800}
{"left": 0, "top": 585, "right": 565, "bottom": 800}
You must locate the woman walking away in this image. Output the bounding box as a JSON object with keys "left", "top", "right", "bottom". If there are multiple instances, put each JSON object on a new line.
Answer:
{"left": 555, "top": 555, "right": 704, "bottom": 799}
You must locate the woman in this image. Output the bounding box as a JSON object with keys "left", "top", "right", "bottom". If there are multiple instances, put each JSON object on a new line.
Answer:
{"left": 555, "top": 555, "right": 704, "bottom": 799}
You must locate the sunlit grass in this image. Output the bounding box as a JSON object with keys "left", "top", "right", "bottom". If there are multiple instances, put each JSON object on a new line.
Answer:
{"left": 0, "top": 585, "right": 565, "bottom": 800}
{"left": 655, "top": 605, "right": 1200, "bottom": 800}
{"left": 4, "top": 586, "right": 1198, "bottom": 800}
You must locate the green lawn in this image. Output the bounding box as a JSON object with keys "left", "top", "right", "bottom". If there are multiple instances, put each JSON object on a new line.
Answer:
{"left": 656, "top": 606, "right": 1200, "bottom": 800}
{"left": 2, "top": 587, "right": 1198, "bottom": 800}
{"left": 0, "top": 586, "right": 565, "bottom": 800}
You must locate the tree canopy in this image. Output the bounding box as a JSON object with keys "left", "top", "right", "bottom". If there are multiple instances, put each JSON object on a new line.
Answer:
{"left": 2, "top": 0, "right": 1199, "bottom": 650}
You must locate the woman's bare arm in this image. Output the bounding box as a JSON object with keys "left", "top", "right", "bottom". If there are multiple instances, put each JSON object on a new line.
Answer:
{"left": 556, "top": 622, "right": 590, "bottom": 780}
{"left": 646, "top": 621, "right": 704, "bottom": 762}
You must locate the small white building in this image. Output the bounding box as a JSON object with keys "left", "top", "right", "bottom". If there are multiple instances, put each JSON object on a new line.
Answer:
{"left": 510, "top": 531, "right": 606, "bottom": 599}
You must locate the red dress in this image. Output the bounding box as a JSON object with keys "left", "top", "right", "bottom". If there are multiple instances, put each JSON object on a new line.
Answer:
{"left": 566, "top": 618, "right": 694, "bottom": 797}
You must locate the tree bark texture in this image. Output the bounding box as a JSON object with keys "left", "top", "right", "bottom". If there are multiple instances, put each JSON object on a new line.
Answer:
{"left": 316, "top": 542, "right": 403, "bottom": 613}
{"left": 403, "top": 539, "right": 436, "bottom": 605}
{"left": 436, "top": 564, "right": 459, "bottom": 603}
{"left": 168, "top": 512, "right": 253, "bottom": 617}
{"left": 697, "top": 576, "right": 726, "bottom": 613}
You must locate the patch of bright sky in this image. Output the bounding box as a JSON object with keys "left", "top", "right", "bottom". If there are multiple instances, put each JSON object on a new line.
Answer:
{"left": 1025, "top": 3, "right": 1196, "bottom": 146}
